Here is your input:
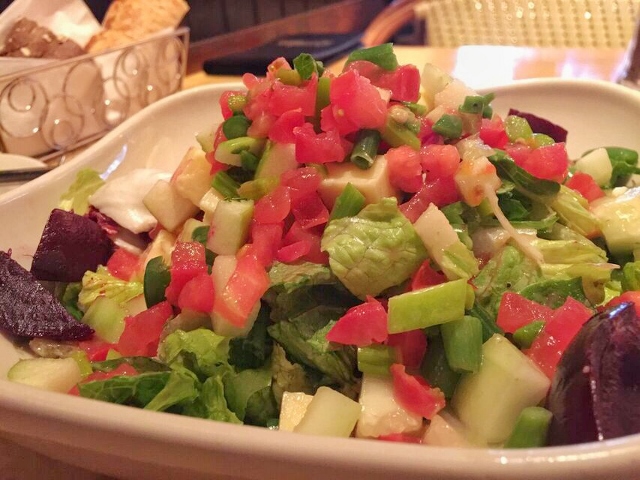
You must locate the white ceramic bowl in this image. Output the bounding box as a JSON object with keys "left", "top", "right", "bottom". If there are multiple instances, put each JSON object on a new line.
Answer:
{"left": 1, "top": 79, "right": 640, "bottom": 480}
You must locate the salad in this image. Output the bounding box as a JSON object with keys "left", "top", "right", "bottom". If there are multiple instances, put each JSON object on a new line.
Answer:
{"left": 3, "top": 43, "right": 640, "bottom": 449}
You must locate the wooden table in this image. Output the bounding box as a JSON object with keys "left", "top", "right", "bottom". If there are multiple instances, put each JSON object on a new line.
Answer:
{"left": 184, "top": 45, "right": 628, "bottom": 90}
{"left": 2, "top": 44, "right": 629, "bottom": 480}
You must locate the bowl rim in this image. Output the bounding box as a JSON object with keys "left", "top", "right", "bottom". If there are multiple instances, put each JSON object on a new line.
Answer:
{"left": 2, "top": 77, "right": 640, "bottom": 478}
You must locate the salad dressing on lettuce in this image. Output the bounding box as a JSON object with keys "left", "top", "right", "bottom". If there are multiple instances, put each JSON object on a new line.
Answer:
{"left": 5, "top": 44, "right": 640, "bottom": 449}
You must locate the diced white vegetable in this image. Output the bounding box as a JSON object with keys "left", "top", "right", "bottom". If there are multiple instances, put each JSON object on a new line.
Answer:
{"left": 142, "top": 229, "right": 176, "bottom": 269}
{"left": 206, "top": 199, "right": 254, "bottom": 255}
{"left": 143, "top": 179, "right": 199, "bottom": 232}
{"left": 422, "top": 412, "right": 474, "bottom": 447}
{"left": 434, "top": 79, "right": 477, "bottom": 111}
{"left": 318, "top": 156, "right": 399, "bottom": 210}
{"left": 293, "top": 387, "right": 361, "bottom": 437}
{"left": 255, "top": 142, "right": 298, "bottom": 179}
{"left": 454, "top": 156, "right": 501, "bottom": 207}
{"left": 451, "top": 334, "right": 550, "bottom": 445}
{"left": 421, "top": 63, "right": 452, "bottom": 109}
{"left": 90, "top": 168, "right": 170, "bottom": 234}
{"left": 279, "top": 391, "right": 314, "bottom": 432}
{"left": 355, "top": 374, "right": 422, "bottom": 438}
{"left": 574, "top": 147, "right": 612, "bottom": 187}
{"left": 591, "top": 186, "right": 640, "bottom": 255}
{"left": 172, "top": 146, "right": 215, "bottom": 205}
{"left": 7, "top": 357, "right": 82, "bottom": 393}
{"left": 199, "top": 188, "right": 224, "bottom": 224}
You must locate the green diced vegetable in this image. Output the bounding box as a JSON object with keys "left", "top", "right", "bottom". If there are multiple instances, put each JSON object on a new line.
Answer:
{"left": 401, "top": 101, "right": 427, "bottom": 116}
{"left": 432, "top": 114, "right": 463, "bottom": 139}
{"left": 240, "top": 150, "right": 260, "bottom": 171}
{"left": 226, "top": 92, "right": 247, "bottom": 113}
{"left": 357, "top": 344, "right": 396, "bottom": 376}
{"left": 503, "top": 406, "right": 553, "bottom": 448}
{"left": 275, "top": 68, "right": 302, "bottom": 85}
{"left": 144, "top": 256, "right": 171, "bottom": 307}
{"left": 81, "top": 296, "right": 127, "bottom": 343}
{"left": 222, "top": 115, "right": 251, "bottom": 139}
{"left": 459, "top": 95, "right": 486, "bottom": 114}
{"left": 212, "top": 171, "right": 241, "bottom": 199}
{"left": 345, "top": 43, "right": 398, "bottom": 71}
{"left": 440, "top": 315, "right": 483, "bottom": 373}
{"left": 329, "top": 183, "right": 366, "bottom": 220}
{"left": 293, "top": 53, "right": 324, "bottom": 79}
{"left": 420, "top": 334, "right": 460, "bottom": 398}
{"left": 512, "top": 320, "right": 545, "bottom": 349}
{"left": 504, "top": 115, "right": 533, "bottom": 142}
{"left": 380, "top": 116, "right": 421, "bottom": 150}
{"left": 350, "top": 129, "right": 381, "bottom": 169}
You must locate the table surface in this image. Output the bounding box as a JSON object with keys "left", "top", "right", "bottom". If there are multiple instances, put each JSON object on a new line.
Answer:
{"left": 1, "top": 44, "right": 629, "bottom": 480}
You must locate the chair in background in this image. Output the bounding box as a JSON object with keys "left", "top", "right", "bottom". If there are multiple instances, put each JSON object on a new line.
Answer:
{"left": 362, "top": 0, "right": 640, "bottom": 48}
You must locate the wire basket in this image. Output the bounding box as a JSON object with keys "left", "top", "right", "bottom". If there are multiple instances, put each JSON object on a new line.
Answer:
{"left": 0, "top": 27, "right": 189, "bottom": 164}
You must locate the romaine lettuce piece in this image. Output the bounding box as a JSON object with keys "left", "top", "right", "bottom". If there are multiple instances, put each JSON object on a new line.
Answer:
{"left": 58, "top": 169, "right": 105, "bottom": 215}
{"left": 78, "top": 371, "right": 171, "bottom": 407}
{"left": 321, "top": 198, "right": 427, "bottom": 298}
{"left": 228, "top": 306, "right": 273, "bottom": 370}
{"left": 78, "top": 266, "right": 143, "bottom": 311}
{"left": 144, "top": 368, "right": 200, "bottom": 412}
{"left": 548, "top": 185, "right": 600, "bottom": 238}
{"left": 224, "top": 366, "right": 278, "bottom": 426}
{"left": 183, "top": 376, "right": 242, "bottom": 424}
{"left": 622, "top": 261, "right": 640, "bottom": 291}
{"left": 519, "top": 278, "right": 587, "bottom": 309}
{"left": 268, "top": 261, "right": 335, "bottom": 294}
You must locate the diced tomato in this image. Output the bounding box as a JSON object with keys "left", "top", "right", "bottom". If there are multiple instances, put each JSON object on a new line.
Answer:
{"left": 253, "top": 185, "right": 292, "bottom": 224}
{"left": 213, "top": 253, "right": 270, "bottom": 327}
{"left": 294, "top": 123, "right": 347, "bottom": 164}
{"left": 565, "top": 172, "right": 605, "bottom": 202}
{"left": 399, "top": 175, "right": 460, "bottom": 223}
{"left": 526, "top": 297, "right": 593, "bottom": 379}
{"left": 177, "top": 272, "right": 214, "bottom": 313}
{"left": 496, "top": 292, "right": 555, "bottom": 333}
{"left": 410, "top": 260, "right": 446, "bottom": 291}
{"left": 69, "top": 363, "right": 138, "bottom": 396}
{"left": 250, "top": 221, "right": 284, "bottom": 267}
{"left": 242, "top": 77, "right": 273, "bottom": 121}
{"left": 479, "top": 117, "right": 509, "bottom": 149}
{"left": 504, "top": 142, "right": 532, "bottom": 166}
{"left": 275, "top": 240, "right": 311, "bottom": 263}
{"left": 325, "top": 69, "right": 387, "bottom": 135}
{"left": 326, "top": 296, "right": 388, "bottom": 346}
{"left": 607, "top": 291, "right": 640, "bottom": 317}
{"left": 164, "top": 242, "right": 208, "bottom": 305}
{"left": 377, "top": 433, "right": 422, "bottom": 444}
{"left": 390, "top": 363, "right": 445, "bottom": 419}
{"left": 385, "top": 145, "right": 423, "bottom": 193}
{"left": 281, "top": 166, "right": 323, "bottom": 202}
{"left": 514, "top": 143, "right": 569, "bottom": 183}
{"left": 117, "top": 300, "right": 174, "bottom": 357}
{"left": 387, "top": 330, "right": 427, "bottom": 369}
{"left": 77, "top": 338, "right": 115, "bottom": 362}
{"left": 268, "top": 110, "right": 306, "bottom": 143}
{"left": 291, "top": 191, "right": 330, "bottom": 229}
{"left": 219, "top": 90, "right": 245, "bottom": 120}
{"left": 420, "top": 144, "right": 460, "bottom": 180}
{"left": 345, "top": 61, "right": 421, "bottom": 103}
{"left": 281, "top": 222, "right": 328, "bottom": 264}
{"left": 268, "top": 76, "right": 318, "bottom": 117}
{"left": 106, "top": 248, "right": 141, "bottom": 281}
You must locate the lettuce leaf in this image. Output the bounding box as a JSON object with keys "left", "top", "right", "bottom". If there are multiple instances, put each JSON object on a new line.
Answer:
{"left": 58, "top": 169, "right": 105, "bottom": 215}
{"left": 78, "top": 371, "right": 171, "bottom": 407}
{"left": 224, "top": 366, "right": 278, "bottom": 426}
{"left": 321, "top": 198, "right": 427, "bottom": 298}
{"left": 78, "top": 266, "right": 143, "bottom": 311}
{"left": 228, "top": 305, "right": 273, "bottom": 370}
{"left": 183, "top": 376, "right": 242, "bottom": 424}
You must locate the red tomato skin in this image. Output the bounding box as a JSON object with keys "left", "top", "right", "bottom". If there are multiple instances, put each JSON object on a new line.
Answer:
{"left": 250, "top": 221, "right": 284, "bottom": 267}
{"left": 291, "top": 191, "right": 330, "bottom": 229}
{"left": 275, "top": 240, "right": 311, "bottom": 263}
{"left": 496, "top": 292, "right": 555, "bottom": 333}
{"left": 420, "top": 144, "right": 460, "bottom": 180}
{"left": 525, "top": 297, "right": 593, "bottom": 379}
{"left": 117, "top": 301, "right": 174, "bottom": 357}
{"left": 268, "top": 110, "right": 306, "bottom": 143}
{"left": 294, "top": 123, "right": 347, "bottom": 164}
{"left": 77, "top": 339, "right": 115, "bottom": 362}
{"left": 177, "top": 272, "right": 215, "bottom": 313}
{"left": 281, "top": 167, "right": 323, "bottom": 202}
{"left": 479, "top": 117, "right": 509, "bottom": 149}
{"left": 253, "top": 185, "right": 292, "bottom": 224}
{"left": 565, "top": 172, "right": 605, "bottom": 202}
{"left": 268, "top": 76, "right": 318, "bottom": 117}
{"left": 326, "top": 296, "right": 388, "bottom": 346}
{"left": 345, "top": 61, "right": 421, "bottom": 102}
{"left": 390, "top": 363, "right": 445, "bottom": 419}
{"left": 504, "top": 143, "right": 532, "bottom": 166}
{"left": 281, "top": 222, "right": 328, "bottom": 264}
{"left": 213, "top": 253, "right": 270, "bottom": 327}
{"left": 69, "top": 363, "right": 138, "bottom": 395}
{"left": 410, "top": 261, "right": 446, "bottom": 291}
{"left": 387, "top": 330, "right": 427, "bottom": 369}
{"left": 165, "top": 242, "right": 208, "bottom": 305}
{"left": 385, "top": 145, "right": 423, "bottom": 193}
{"left": 106, "top": 248, "right": 141, "bottom": 281}
{"left": 399, "top": 175, "right": 460, "bottom": 223}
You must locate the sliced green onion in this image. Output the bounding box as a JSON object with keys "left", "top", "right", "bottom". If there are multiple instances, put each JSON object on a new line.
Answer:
{"left": 293, "top": 53, "right": 324, "bottom": 80}
{"left": 504, "top": 406, "right": 553, "bottom": 448}
{"left": 432, "top": 114, "right": 463, "bottom": 139}
{"left": 240, "top": 150, "right": 260, "bottom": 171}
{"left": 212, "top": 170, "right": 241, "bottom": 199}
{"left": 275, "top": 68, "right": 302, "bottom": 86}
{"left": 191, "top": 225, "right": 209, "bottom": 244}
{"left": 357, "top": 344, "right": 396, "bottom": 376}
{"left": 440, "top": 315, "right": 483, "bottom": 373}
{"left": 227, "top": 93, "right": 247, "bottom": 114}
{"left": 420, "top": 334, "right": 461, "bottom": 399}
{"left": 315, "top": 76, "right": 331, "bottom": 120}
{"left": 401, "top": 101, "right": 427, "bottom": 116}
{"left": 459, "top": 95, "right": 486, "bottom": 114}
{"left": 143, "top": 256, "right": 170, "bottom": 307}
{"left": 466, "top": 303, "right": 504, "bottom": 342}
{"left": 531, "top": 133, "right": 555, "bottom": 147}
{"left": 512, "top": 320, "right": 545, "bottom": 349}
{"left": 380, "top": 117, "right": 420, "bottom": 150}
{"left": 329, "top": 183, "right": 366, "bottom": 220}
{"left": 482, "top": 104, "right": 493, "bottom": 119}
{"left": 505, "top": 115, "right": 533, "bottom": 142}
{"left": 350, "top": 129, "right": 381, "bottom": 169}
{"left": 222, "top": 115, "right": 251, "bottom": 139}
{"left": 345, "top": 43, "right": 398, "bottom": 71}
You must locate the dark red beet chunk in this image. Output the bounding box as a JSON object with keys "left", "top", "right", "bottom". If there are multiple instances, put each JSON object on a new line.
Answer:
{"left": 31, "top": 208, "right": 113, "bottom": 282}
{"left": 547, "top": 302, "right": 640, "bottom": 445}
{"left": 0, "top": 251, "right": 93, "bottom": 340}
{"left": 507, "top": 108, "right": 568, "bottom": 143}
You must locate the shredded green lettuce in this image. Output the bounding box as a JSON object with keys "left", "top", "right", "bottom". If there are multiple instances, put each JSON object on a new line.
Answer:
{"left": 78, "top": 266, "right": 143, "bottom": 311}
{"left": 58, "top": 169, "right": 105, "bottom": 215}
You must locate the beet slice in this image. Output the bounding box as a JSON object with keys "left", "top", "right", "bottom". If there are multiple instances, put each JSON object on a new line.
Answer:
{"left": 546, "top": 302, "right": 640, "bottom": 445}
{"left": 31, "top": 208, "right": 113, "bottom": 282}
{"left": 507, "top": 108, "right": 568, "bottom": 143}
{"left": 0, "top": 251, "right": 93, "bottom": 340}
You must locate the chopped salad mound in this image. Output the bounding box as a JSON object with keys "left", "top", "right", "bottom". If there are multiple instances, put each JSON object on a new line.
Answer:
{"left": 5, "top": 44, "right": 640, "bottom": 448}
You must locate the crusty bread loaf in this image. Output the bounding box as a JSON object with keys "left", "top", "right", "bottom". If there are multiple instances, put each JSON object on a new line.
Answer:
{"left": 0, "top": 18, "right": 85, "bottom": 59}
{"left": 86, "top": 0, "right": 189, "bottom": 53}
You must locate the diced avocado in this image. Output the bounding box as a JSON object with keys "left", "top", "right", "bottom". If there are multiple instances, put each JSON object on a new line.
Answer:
{"left": 591, "top": 187, "right": 640, "bottom": 254}
{"left": 317, "top": 156, "right": 399, "bottom": 210}
{"left": 254, "top": 142, "right": 298, "bottom": 179}
{"left": 8, "top": 357, "right": 82, "bottom": 393}
{"left": 81, "top": 296, "right": 127, "bottom": 343}
{"left": 206, "top": 199, "right": 254, "bottom": 255}
{"left": 450, "top": 334, "right": 550, "bottom": 445}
